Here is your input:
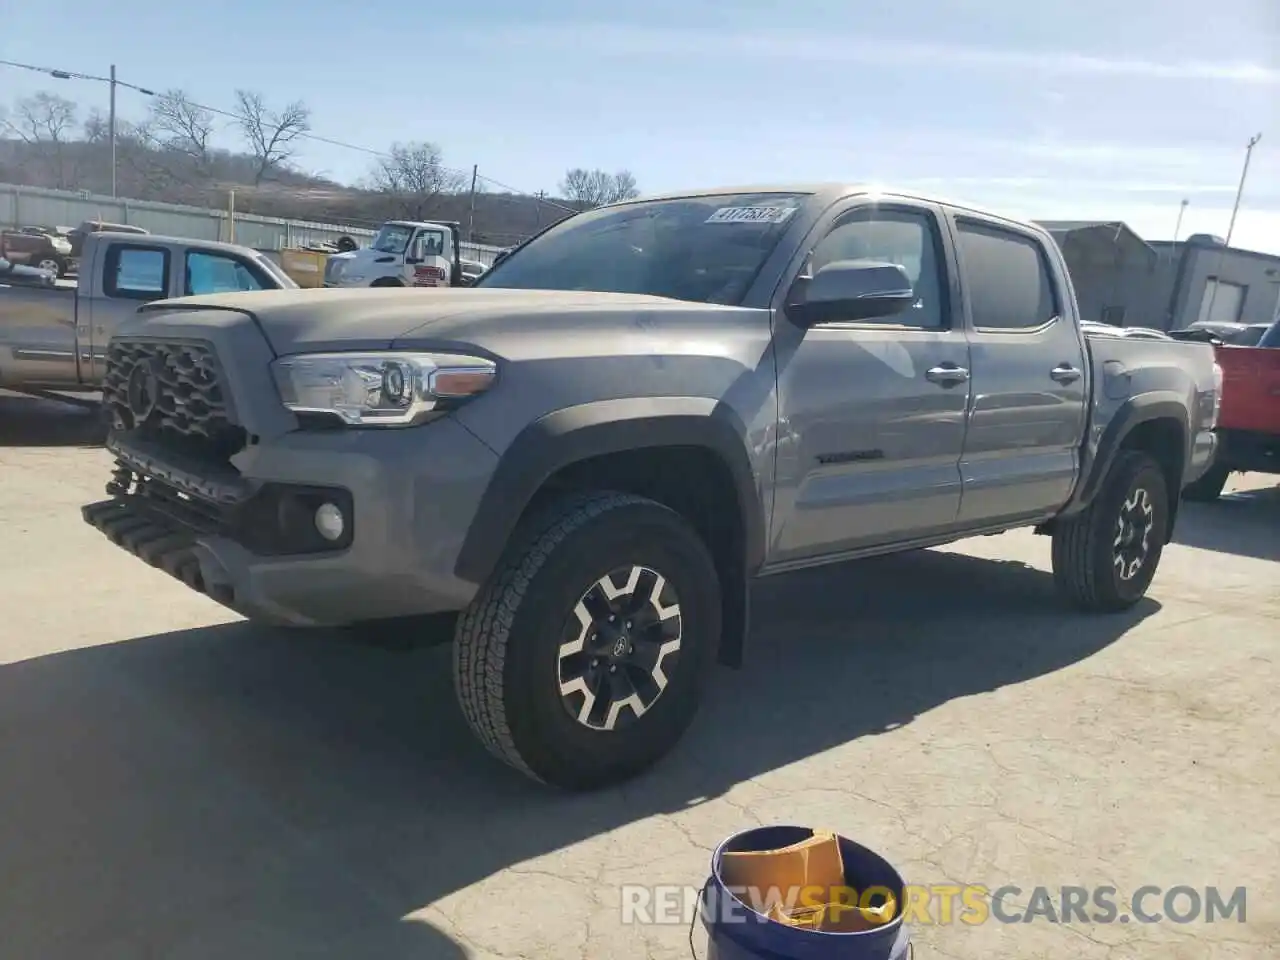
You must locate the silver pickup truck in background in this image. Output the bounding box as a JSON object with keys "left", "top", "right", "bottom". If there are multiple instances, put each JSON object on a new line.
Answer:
{"left": 0, "top": 232, "right": 295, "bottom": 400}
{"left": 82, "top": 184, "right": 1221, "bottom": 791}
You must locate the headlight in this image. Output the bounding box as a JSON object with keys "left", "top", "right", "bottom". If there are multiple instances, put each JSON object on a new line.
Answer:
{"left": 271, "top": 351, "right": 496, "bottom": 427}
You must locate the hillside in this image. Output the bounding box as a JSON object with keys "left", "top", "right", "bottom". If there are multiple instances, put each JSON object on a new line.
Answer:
{"left": 0, "top": 126, "right": 574, "bottom": 247}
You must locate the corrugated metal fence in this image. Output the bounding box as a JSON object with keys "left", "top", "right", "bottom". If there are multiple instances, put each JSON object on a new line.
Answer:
{"left": 0, "top": 182, "right": 504, "bottom": 266}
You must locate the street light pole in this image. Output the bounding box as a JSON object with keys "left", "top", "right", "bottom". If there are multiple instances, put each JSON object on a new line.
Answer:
{"left": 1203, "top": 133, "right": 1263, "bottom": 324}
{"left": 1224, "top": 133, "right": 1261, "bottom": 248}
{"left": 1173, "top": 198, "right": 1188, "bottom": 243}
{"left": 109, "top": 64, "right": 117, "bottom": 198}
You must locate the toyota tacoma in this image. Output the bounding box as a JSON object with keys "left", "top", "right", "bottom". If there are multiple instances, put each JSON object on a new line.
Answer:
{"left": 81, "top": 185, "right": 1221, "bottom": 790}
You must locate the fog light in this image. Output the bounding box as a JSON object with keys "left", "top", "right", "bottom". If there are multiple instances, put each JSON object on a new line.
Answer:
{"left": 314, "top": 502, "right": 346, "bottom": 542}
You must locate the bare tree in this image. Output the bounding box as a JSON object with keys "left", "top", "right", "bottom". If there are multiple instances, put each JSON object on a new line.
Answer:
{"left": 149, "top": 90, "right": 216, "bottom": 171}
{"left": 559, "top": 168, "right": 640, "bottom": 209}
{"left": 368, "top": 141, "right": 466, "bottom": 219}
{"left": 3, "top": 92, "right": 79, "bottom": 188}
{"left": 233, "top": 90, "right": 310, "bottom": 185}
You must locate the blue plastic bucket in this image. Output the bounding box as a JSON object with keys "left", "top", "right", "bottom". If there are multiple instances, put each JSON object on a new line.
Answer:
{"left": 700, "top": 826, "right": 910, "bottom": 960}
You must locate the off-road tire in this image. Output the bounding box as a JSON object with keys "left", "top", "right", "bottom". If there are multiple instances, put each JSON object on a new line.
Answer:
{"left": 453, "top": 491, "right": 721, "bottom": 790}
{"left": 1181, "top": 462, "right": 1230, "bottom": 502}
{"left": 1052, "top": 450, "right": 1169, "bottom": 612}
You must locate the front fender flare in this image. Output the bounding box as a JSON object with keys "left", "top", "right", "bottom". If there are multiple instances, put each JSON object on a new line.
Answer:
{"left": 453, "top": 397, "right": 768, "bottom": 588}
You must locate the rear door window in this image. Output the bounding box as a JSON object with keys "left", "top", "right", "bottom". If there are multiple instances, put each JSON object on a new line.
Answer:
{"left": 956, "top": 221, "right": 1060, "bottom": 330}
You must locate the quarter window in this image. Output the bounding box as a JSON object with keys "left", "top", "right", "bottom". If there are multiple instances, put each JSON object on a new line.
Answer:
{"left": 807, "top": 208, "right": 947, "bottom": 328}
{"left": 956, "top": 221, "right": 1059, "bottom": 330}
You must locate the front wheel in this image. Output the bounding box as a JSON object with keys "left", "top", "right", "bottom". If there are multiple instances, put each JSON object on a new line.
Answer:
{"left": 1052, "top": 451, "right": 1169, "bottom": 612}
{"left": 453, "top": 491, "right": 721, "bottom": 790}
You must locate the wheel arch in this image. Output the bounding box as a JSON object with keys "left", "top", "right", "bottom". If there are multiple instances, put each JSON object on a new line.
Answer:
{"left": 454, "top": 398, "right": 768, "bottom": 667}
{"left": 1059, "top": 395, "right": 1189, "bottom": 541}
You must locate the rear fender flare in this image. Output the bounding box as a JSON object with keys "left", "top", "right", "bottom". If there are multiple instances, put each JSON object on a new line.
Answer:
{"left": 1060, "top": 395, "right": 1190, "bottom": 526}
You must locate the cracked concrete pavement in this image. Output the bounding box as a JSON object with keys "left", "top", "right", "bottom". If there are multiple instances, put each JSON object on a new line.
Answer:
{"left": 1, "top": 393, "right": 1277, "bottom": 959}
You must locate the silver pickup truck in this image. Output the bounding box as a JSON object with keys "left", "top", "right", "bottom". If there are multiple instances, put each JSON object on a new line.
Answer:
{"left": 0, "top": 232, "right": 295, "bottom": 398}
{"left": 81, "top": 184, "right": 1221, "bottom": 791}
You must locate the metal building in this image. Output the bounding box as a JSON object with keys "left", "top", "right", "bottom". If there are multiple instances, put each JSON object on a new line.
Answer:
{"left": 1037, "top": 220, "right": 1165, "bottom": 329}
{"left": 1148, "top": 234, "right": 1280, "bottom": 331}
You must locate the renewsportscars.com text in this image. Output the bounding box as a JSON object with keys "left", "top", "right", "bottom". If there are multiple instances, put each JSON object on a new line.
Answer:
{"left": 621, "top": 884, "right": 1247, "bottom": 926}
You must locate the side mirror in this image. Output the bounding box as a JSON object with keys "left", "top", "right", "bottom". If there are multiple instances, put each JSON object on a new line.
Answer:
{"left": 788, "top": 259, "right": 916, "bottom": 326}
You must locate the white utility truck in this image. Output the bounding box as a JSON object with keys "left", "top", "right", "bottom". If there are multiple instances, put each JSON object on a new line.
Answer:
{"left": 323, "top": 219, "right": 466, "bottom": 288}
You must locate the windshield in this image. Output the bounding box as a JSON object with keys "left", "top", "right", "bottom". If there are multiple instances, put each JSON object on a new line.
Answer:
{"left": 370, "top": 223, "right": 415, "bottom": 254}
{"left": 476, "top": 192, "right": 809, "bottom": 305}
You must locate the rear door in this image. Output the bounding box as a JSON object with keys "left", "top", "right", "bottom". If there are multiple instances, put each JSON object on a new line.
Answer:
{"left": 946, "top": 212, "right": 1089, "bottom": 525}
{"left": 767, "top": 197, "right": 972, "bottom": 566}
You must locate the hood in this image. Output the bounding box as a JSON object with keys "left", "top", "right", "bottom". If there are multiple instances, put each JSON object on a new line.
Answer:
{"left": 335, "top": 247, "right": 383, "bottom": 267}
{"left": 137, "top": 287, "right": 729, "bottom": 356}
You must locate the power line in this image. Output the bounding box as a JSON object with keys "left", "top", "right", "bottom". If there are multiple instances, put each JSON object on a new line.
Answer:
{"left": 1, "top": 57, "right": 577, "bottom": 212}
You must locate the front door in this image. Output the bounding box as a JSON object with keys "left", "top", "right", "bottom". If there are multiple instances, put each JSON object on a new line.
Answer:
{"left": 768, "top": 201, "right": 971, "bottom": 567}
{"left": 947, "top": 214, "right": 1089, "bottom": 524}
{"left": 87, "top": 243, "right": 172, "bottom": 384}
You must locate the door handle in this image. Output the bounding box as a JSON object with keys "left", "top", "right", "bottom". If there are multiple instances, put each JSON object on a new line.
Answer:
{"left": 1050, "top": 364, "right": 1081, "bottom": 384}
{"left": 925, "top": 364, "right": 969, "bottom": 386}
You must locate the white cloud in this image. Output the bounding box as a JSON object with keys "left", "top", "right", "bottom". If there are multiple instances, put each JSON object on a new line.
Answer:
{"left": 479, "top": 24, "right": 1280, "bottom": 85}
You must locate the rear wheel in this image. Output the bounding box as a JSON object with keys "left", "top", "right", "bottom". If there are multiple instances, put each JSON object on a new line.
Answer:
{"left": 453, "top": 491, "right": 720, "bottom": 790}
{"left": 1181, "top": 462, "right": 1230, "bottom": 502}
{"left": 1052, "top": 451, "right": 1169, "bottom": 612}
{"left": 35, "top": 256, "right": 65, "bottom": 278}
{"left": 370, "top": 276, "right": 402, "bottom": 287}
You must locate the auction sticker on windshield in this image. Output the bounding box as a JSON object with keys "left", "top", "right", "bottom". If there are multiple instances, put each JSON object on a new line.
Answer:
{"left": 705, "top": 206, "right": 797, "bottom": 224}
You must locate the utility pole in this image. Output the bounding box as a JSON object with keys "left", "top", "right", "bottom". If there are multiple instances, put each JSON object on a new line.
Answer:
{"left": 1203, "top": 133, "right": 1262, "bottom": 324}
{"left": 466, "top": 164, "right": 478, "bottom": 243}
{"left": 108, "top": 64, "right": 117, "bottom": 198}
{"left": 535, "top": 190, "right": 545, "bottom": 228}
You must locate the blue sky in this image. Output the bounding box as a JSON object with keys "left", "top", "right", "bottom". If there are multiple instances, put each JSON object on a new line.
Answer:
{"left": 4, "top": 0, "right": 1279, "bottom": 252}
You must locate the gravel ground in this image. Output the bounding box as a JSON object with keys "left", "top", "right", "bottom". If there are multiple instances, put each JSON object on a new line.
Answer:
{"left": 1, "top": 391, "right": 1277, "bottom": 959}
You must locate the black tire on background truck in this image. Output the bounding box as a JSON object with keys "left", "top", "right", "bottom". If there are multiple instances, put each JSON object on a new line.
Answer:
{"left": 35, "top": 256, "right": 66, "bottom": 278}
{"left": 453, "top": 491, "right": 721, "bottom": 790}
{"left": 1181, "top": 462, "right": 1230, "bottom": 502}
{"left": 1051, "top": 451, "right": 1170, "bottom": 612}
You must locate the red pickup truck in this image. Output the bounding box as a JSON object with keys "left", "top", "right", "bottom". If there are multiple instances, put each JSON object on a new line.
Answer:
{"left": 1182, "top": 318, "right": 1280, "bottom": 500}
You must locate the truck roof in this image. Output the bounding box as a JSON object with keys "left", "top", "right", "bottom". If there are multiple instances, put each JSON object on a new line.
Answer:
{"left": 85, "top": 232, "right": 272, "bottom": 256}
{"left": 612, "top": 183, "right": 1050, "bottom": 234}
{"left": 386, "top": 220, "right": 461, "bottom": 229}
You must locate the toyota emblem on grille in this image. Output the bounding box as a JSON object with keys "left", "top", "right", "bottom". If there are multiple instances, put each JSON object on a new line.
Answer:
{"left": 126, "top": 361, "right": 160, "bottom": 422}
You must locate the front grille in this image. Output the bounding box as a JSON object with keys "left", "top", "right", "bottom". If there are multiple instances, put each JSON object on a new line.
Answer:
{"left": 103, "top": 338, "right": 246, "bottom": 467}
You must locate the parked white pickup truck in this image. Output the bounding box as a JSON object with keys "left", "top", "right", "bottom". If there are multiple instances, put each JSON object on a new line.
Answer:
{"left": 0, "top": 232, "right": 295, "bottom": 400}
